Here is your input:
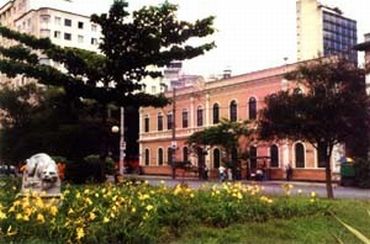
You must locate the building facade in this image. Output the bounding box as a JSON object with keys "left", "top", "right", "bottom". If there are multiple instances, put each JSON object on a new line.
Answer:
{"left": 297, "top": 0, "right": 357, "bottom": 63}
{"left": 0, "top": 0, "right": 103, "bottom": 86}
{"left": 139, "top": 62, "right": 343, "bottom": 181}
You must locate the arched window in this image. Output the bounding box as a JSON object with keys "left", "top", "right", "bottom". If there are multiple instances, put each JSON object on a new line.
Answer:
{"left": 213, "top": 148, "right": 221, "bottom": 169}
{"left": 295, "top": 143, "right": 305, "bottom": 168}
{"left": 183, "top": 147, "right": 189, "bottom": 162}
{"left": 270, "top": 145, "right": 279, "bottom": 167}
{"left": 167, "top": 147, "right": 172, "bottom": 165}
{"left": 317, "top": 143, "right": 326, "bottom": 168}
{"left": 157, "top": 113, "right": 163, "bottom": 131}
{"left": 144, "top": 149, "right": 150, "bottom": 166}
{"left": 197, "top": 106, "right": 203, "bottom": 126}
{"left": 213, "top": 103, "right": 220, "bottom": 124}
{"left": 229, "top": 100, "right": 237, "bottom": 122}
{"left": 158, "top": 148, "right": 163, "bottom": 166}
{"left": 248, "top": 97, "right": 257, "bottom": 120}
{"left": 250, "top": 146, "right": 257, "bottom": 170}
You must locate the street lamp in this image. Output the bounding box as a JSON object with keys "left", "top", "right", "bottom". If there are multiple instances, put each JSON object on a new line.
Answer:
{"left": 110, "top": 106, "right": 125, "bottom": 176}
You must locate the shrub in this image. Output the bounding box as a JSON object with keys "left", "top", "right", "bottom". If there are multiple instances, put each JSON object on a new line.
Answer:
{"left": 0, "top": 181, "right": 330, "bottom": 243}
{"left": 354, "top": 158, "right": 370, "bottom": 188}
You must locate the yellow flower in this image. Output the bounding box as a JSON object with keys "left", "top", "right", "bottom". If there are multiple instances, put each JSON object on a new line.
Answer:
{"left": 85, "top": 197, "right": 93, "bottom": 205}
{"left": 36, "top": 213, "right": 45, "bottom": 223}
{"left": 190, "top": 193, "right": 195, "bottom": 198}
{"left": 22, "top": 215, "right": 30, "bottom": 221}
{"left": 16, "top": 213, "right": 22, "bottom": 220}
{"left": 68, "top": 208, "right": 74, "bottom": 215}
{"left": 310, "top": 192, "right": 317, "bottom": 198}
{"left": 310, "top": 198, "right": 315, "bottom": 203}
{"left": 49, "top": 206, "right": 58, "bottom": 216}
{"left": 297, "top": 189, "right": 302, "bottom": 194}
{"left": 76, "top": 227, "right": 85, "bottom": 240}
{"left": 76, "top": 192, "right": 81, "bottom": 199}
{"left": 146, "top": 205, "right": 154, "bottom": 211}
{"left": 95, "top": 193, "right": 99, "bottom": 198}
{"left": 89, "top": 212, "right": 96, "bottom": 221}
{"left": 160, "top": 180, "right": 165, "bottom": 184}
{"left": 84, "top": 189, "right": 90, "bottom": 194}
{"left": 0, "top": 210, "right": 6, "bottom": 220}
{"left": 103, "top": 216, "right": 110, "bottom": 223}
{"left": 236, "top": 192, "right": 243, "bottom": 200}
{"left": 131, "top": 207, "right": 136, "bottom": 213}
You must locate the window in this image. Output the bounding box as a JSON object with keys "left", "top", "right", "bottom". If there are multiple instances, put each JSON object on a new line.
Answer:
{"left": 78, "top": 21, "right": 84, "bottom": 29}
{"left": 157, "top": 113, "right": 163, "bottom": 131}
{"left": 167, "top": 147, "right": 172, "bottom": 165}
{"left": 317, "top": 143, "right": 326, "bottom": 168}
{"left": 64, "top": 18, "right": 72, "bottom": 27}
{"left": 78, "top": 35, "right": 84, "bottom": 43}
{"left": 91, "top": 24, "right": 97, "bottom": 32}
{"left": 183, "top": 147, "right": 189, "bottom": 162}
{"left": 182, "top": 110, "right": 188, "bottom": 128}
{"left": 213, "top": 103, "right": 219, "bottom": 124}
{"left": 167, "top": 113, "right": 173, "bottom": 130}
{"left": 40, "top": 15, "right": 50, "bottom": 23}
{"left": 248, "top": 97, "right": 257, "bottom": 120}
{"left": 250, "top": 146, "right": 257, "bottom": 170}
{"left": 54, "top": 31, "right": 61, "bottom": 38}
{"left": 295, "top": 143, "right": 305, "bottom": 168}
{"left": 64, "top": 33, "right": 71, "bottom": 40}
{"left": 145, "top": 149, "right": 150, "bottom": 166}
{"left": 270, "top": 145, "right": 279, "bottom": 167}
{"left": 197, "top": 106, "right": 203, "bottom": 126}
{"left": 158, "top": 148, "right": 163, "bottom": 165}
{"left": 91, "top": 38, "right": 97, "bottom": 45}
{"left": 213, "top": 148, "right": 221, "bottom": 169}
{"left": 54, "top": 16, "right": 61, "bottom": 25}
{"left": 144, "top": 116, "right": 149, "bottom": 132}
{"left": 229, "top": 100, "right": 237, "bottom": 122}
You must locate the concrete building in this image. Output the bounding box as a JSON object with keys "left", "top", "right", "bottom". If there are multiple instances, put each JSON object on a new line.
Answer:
{"left": 297, "top": 0, "right": 357, "bottom": 63}
{"left": 354, "top": 33, "right": 370, "bottom": 95}
{"left": 0, "top": 0, "right": 103, "bottom": 86}
{"left": 139, "top": 62, "right": 344, "bottom": 181}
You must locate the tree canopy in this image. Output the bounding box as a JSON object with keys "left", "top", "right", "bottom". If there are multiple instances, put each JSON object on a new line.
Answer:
{"left": 0, "top": 0, "right": 215, "bottom": 108}
{"left": 259, "top": 57, "right": 368, "bottom": 198}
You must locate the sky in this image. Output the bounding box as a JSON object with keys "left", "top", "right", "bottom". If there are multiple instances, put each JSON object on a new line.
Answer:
{"left": 1, "top": 0, "right": 370, "bottom": 78}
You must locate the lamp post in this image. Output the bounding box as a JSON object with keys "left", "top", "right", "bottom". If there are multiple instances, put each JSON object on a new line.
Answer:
{"left": 111, "top": 106, "right": 125, "bottom": 176}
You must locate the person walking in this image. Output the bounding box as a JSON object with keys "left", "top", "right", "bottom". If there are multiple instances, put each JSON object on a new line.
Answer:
{"left": 286, "top": 163, "right": 293, "bottom": 181}
{"left": 219, "top": 165, "right": 226, "bottom": 182}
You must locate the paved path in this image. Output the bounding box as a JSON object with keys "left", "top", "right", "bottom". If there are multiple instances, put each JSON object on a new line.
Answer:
{"left": 123, "top": 174, "right": 370, "bottom": 200}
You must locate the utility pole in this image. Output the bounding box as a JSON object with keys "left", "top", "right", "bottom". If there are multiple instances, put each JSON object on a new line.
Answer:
{"left": 119, "top": 107, "right": 125, "bottom": 176}
{"left": 171, "top": 88, "right": 176, "bottom": 179}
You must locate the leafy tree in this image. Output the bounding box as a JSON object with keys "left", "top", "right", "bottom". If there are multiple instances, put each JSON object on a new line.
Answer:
{"left": 187, "top": 119, "right": 250, "bottom": 178}
{"left": 0, "top": 0, "right": 215, "bottom": 176}
{"left": 0, "top": 84, "right": 108, "bottom": 165}
{"left": 259, "top": 57, "right": 368, "bottom": 198}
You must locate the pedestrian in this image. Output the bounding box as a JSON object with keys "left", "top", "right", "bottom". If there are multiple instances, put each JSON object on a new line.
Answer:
{"left": 227, "top": 168, "right": 233, "bottom": 181}
{"left": 204, "top": 165, "right": 209, "bottom": 180}
{"left": 218, "top": 165, "right": 225, "bottom": 182}
{"left": 286, "top": 163, "right": 293, "bottom": 181}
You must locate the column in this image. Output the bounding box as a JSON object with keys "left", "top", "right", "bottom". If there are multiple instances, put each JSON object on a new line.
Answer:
{"left": 205, "top": 93, "right": 210, "bottom": 126}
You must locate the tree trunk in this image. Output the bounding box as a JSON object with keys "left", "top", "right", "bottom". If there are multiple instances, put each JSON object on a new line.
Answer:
{"left": 324, "top": 146, "right": 334, "bottom": 199}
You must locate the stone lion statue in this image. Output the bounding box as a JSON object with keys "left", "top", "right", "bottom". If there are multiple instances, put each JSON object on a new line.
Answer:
{"left": 21, "top": 153, "right": 61, "bottom": 195}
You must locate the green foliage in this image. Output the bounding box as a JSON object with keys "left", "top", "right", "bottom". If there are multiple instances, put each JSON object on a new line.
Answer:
{"left": 354, "top": 158, "right": 370, "bottom": 188}
{"left": 0, "top": 181, "right": 330, "bottom": 243}
{"left": 260, "top": 57, "right": 368, "bottom": 198}
{"left": 0, "top": 0, "right": 215, "bottom": 108}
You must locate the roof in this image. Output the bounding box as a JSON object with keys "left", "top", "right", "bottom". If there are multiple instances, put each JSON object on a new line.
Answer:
{"left": 353, "top": 42, "right": 370, "bottom": 51}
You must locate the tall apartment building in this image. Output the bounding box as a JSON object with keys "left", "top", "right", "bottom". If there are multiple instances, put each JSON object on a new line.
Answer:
{"left": 0, "top": 0, "right": 104, "bottom": 85}
{"left": 296, "top": 0, "right": 357, "bottom": 63}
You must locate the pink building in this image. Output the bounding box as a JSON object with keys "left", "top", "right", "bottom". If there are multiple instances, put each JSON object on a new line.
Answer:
{"left": 139, "top": 62, "right": 343, "bottom": 181}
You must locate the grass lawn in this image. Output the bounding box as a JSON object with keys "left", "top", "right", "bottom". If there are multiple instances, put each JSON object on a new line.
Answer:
{"left": 174, "top": 200, "right": 370, "bottom": 244}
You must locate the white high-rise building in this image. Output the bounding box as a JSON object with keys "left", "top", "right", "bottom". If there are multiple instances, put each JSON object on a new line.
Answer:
{"left": 0, "top": 0, "right": 111, "bottom": 86}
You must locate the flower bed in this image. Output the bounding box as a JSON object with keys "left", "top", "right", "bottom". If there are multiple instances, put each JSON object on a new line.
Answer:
{"left": 0, "top": 178, "right": 330, "bottom": 243}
